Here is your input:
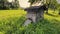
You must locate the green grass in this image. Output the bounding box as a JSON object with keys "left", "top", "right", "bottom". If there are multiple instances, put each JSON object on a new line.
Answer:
{"left": 0, "top": 10, "right": 60, "bottom": 34}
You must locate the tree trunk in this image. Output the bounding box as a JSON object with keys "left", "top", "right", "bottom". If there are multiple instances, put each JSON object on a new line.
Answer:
{"left": 59, "top": 9, "right": 60, "bottom": 15}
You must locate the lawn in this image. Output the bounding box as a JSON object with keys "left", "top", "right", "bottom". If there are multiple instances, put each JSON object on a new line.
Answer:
{"left": 0, "top": 10, "right": 60, "bottom": 34}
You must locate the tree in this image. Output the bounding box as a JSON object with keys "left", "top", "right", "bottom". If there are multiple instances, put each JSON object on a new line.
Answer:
{"left": 10, "top": 0, "right": 19, "bottom": 9}
{"left": 57, "top": 4, "right": 60, "bottom": 15}
{"left": 0, "top": 0, "right": 19, "bottom": 10}
{"left": 0, "top": 0, "right": 7, "bottom": 9}
{"left": 56, "top": 0, "right": 60, "bottom": 15}
{"left": 28, "top": 0, "right": 58, "bottom": 14}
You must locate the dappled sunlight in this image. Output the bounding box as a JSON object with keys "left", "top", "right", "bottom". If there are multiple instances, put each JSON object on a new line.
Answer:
{"left": 44, "top": 9, "right": 60, "bottom": 22}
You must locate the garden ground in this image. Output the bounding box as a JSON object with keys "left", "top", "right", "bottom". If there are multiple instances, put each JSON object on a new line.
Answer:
{"left": 0, "top": 9, "right": 60, "bottom": 34}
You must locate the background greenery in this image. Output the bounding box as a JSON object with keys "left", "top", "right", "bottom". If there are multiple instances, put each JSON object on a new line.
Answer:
{"left": 0, "top": 0, "right": 60, "bottom": 10}
{"left": 0, "top": 0, "right": 19, "bottom": 10}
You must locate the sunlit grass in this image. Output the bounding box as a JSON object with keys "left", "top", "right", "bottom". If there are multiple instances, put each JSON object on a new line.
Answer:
{"left": 0, "top": 10, "right": 26, "bottom": 20}
{"left": 0, "top": 9, "right": 60, "bottom": 34}
{"left": 44, "top": 9, "right": 60, "bottom": 21}
{"left": 0, "top": 32, "right": 5, "bottom": 34}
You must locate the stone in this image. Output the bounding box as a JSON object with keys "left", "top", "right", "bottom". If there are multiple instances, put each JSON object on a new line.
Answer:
{"left": 24, "top": 6, "right": 44, "bottom": 26}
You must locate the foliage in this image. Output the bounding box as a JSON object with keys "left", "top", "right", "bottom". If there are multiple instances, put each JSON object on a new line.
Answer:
{"left": 0, "top": 0, "right": 19, "bottom": 10}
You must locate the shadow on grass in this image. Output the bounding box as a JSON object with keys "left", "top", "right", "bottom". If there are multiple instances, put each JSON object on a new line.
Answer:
{"left": 46, "top": 13, "right": 58, "bottom": 17}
